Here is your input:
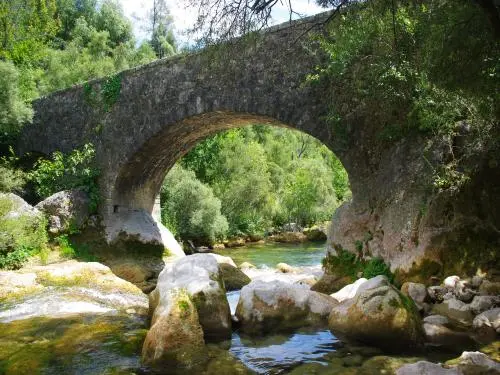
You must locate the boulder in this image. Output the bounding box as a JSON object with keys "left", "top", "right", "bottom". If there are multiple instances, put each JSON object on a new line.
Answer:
{"left": 471, "top": 276, "right": 484, "bottom": 289}
{"left": 239, "top": 262, "right": 256, "bottom": 270}
{"left": 1, "top": 193, "right": 41, "bottom": 219}
{"left": 142, "top": 254, "right": 231, "bottom": 369}
{"left": 396, "top": 361, "right": 461, "bottom": 375}
{"left": 432, "top": 299, "right": 474, "bottom": 326}
{"left": 470, "top": 296, "right": 500, "bottom": 315}
{"left": 401, "top": 282, "right": 428, "bottom": 310}
{"left": 142, "top": 290, "right": 206, "bottom": 370}
{"left": 208, "top": 253, "right": 237, "bottom": 268}
{"left": 35, "top": 189, "right": 90, "bottom": 234}
{"left": 479, "top": 280, "right": 500, "bottom": 296}
{"left": 104, "top": 209, "right": 185, "bottom": 258}
{"left": 310, "top": 274, "right": 352, "bottom": 294}
{"left": 219, "top": 263, "right": 251, "bottom": 291}
{"left": 236, "top": 279, "right": 337, "bottom": 334}
{"left": 328, "top": 275, "right": 424, "bottom": 351}
{"left": 472, "top": 308, "right": 500, "bottom": 341}
{"left": 276, "top": 262, "right": 297, "bottom": 273}
{"left": 149, "top": 254, "right": 231, "bottom": 340}
{"left": 423, "top": 322, "right": 475, "bottom": 348}
{"left": 303, "top": 226, "right": 327, "bottom": 242}
{"left": 330, "top": 278, "right": 368, "bottom": 303}
{"left": 447, "top": 351, "right": 500, "bottom": 374}
{"left": 211, "top": 243, "right": 225, "bottom": 250}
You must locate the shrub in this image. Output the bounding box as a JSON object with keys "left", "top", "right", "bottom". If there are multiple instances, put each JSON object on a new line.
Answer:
{"left": 30, "top": 143, "right": 100, "bottom": 212}
{"left": 161, "top": 164, "right": 228, "bottom": 244}
{"left": 322, "top": 246, "right": 394, "bottom": 283}
{"left": 363, "top": 257, "right": 394, "bottom": 283}
{"left": 0, "top": 196, "right": 48, "bottom": 269}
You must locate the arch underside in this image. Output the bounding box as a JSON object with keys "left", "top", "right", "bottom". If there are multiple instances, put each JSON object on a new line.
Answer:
{"left": 111, "top": 110, "right": 335, "bottom": 214}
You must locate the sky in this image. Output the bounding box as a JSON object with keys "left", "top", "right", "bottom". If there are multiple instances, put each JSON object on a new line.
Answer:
{"left": 120, "top": 0, "right": 326, "bottom": 45}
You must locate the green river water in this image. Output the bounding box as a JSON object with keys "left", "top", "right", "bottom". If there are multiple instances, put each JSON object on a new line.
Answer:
{"left": 0, "top": 242, "right": 482, "bottom": 374}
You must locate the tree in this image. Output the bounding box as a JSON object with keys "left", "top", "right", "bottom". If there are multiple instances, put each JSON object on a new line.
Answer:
{"left": 0, "top": 0, "right": 59, "bottom": 64}
{"left": 161, "top": 164, "right": 228, "bottom": 244}
{"left": 185, "top": 0, "right": 499, "bottom": 43}
{"left": 147, "top": 0, "right": 176, "bottom": 58}
{"left": 0, "top": 61, "right": 33, "bottom": 141}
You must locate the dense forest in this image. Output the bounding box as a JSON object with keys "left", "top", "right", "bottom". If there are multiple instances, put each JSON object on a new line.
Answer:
{"left": 161, "top": 126, "right": 350, "bottom": 244}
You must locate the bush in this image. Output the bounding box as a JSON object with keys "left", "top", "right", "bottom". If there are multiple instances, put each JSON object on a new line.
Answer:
{"left": 0, "top": 165, "right": 25, "bottom": 193}
{"left": 0, "top": 196, "right": 48, "bottom": 269}
{"left": 30, "top": 143, "right": 100, "bottom": 212}
{"left": 161, "top": 164, "right": 228, "bottom": 244}
{"left": 322, "top": 247, "right": 394, "bottom": 283}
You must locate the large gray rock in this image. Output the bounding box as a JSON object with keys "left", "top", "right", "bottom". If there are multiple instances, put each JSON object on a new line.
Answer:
{"left": 142, "top": 254, "right": 232, "bottom": 369}
{"left": 401, "top": 282, "right": 428, "bottom": 311}
{"left": 104, "top": 209, "right": 185, "bottom": 258}
{"left": 236, "top": 279, "right": 337, "bottom": 334}
{"left": 1, "top": 193, "right": 41, "bottom": 219}
{"left": 423, "top": 322, "right": 475, "bottom": 348}
{"left": 450, "top": 351, "right": 500, "bottom": 374}
{"left": 472, "top": 308, "right": 500, "bottom": 341}
{"left": 396, "top": 361, "right": 461, "bottom": 375}
{"left": 35, "top": 189, "right": 90, "bottom": 234}
{"left": 432, "top": 298, "right": 474, "bottom": 326}
{"left": 328, "top": 275, "right": 424, "bottom": 351}
{"left": 470, "top": 296, "right": 500, "bottom": 315}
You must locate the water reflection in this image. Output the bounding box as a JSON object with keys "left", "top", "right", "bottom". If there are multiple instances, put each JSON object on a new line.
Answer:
{"left": 230, "top": 329, "right": 340, "bottom": 374}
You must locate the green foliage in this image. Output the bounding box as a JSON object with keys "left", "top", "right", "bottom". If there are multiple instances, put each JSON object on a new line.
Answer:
{"left": 0, "top": 151, "right": 26, "bottom": 194}
{"left": 161, "top": 164, "right": 228, "bottom": 244}
{"left": 322, "top": 247, "right": 394, "bottom": 283}
{"left": 0, "top": 197, "right": 48, "bottom": 270}
{"left": 363, "top": 257, "right": 394, "bottom": 282}
{"left": 30, "top": 144, "right": 100, "bottom": 212}
{"left": 0, "top": 61, "right": 33, "bottom": 140}
{"left": 316, "top": 0, "right": 498, "bottom": 155}
{"left": 55, "top": 234, "right": 97, "bottom": 261}
{"left": 172, "top": 125, "right": 350, "bottom": 239}
{"left": 84, "top": 73, "right": 122, "bottom": 112}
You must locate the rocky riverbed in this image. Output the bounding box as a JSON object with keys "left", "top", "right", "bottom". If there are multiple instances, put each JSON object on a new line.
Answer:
{"left": 0, "top": 253, "right": 499, "bottom": 374}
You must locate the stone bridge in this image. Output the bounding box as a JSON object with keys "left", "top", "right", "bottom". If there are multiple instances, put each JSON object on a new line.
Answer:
{"left": 19, "top": 12, "right": 500, "bottom": 278}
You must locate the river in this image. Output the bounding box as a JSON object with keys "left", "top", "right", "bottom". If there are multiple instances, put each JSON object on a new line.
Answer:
{"left": 0, "top": 242, "right": 474, "bottom": 374}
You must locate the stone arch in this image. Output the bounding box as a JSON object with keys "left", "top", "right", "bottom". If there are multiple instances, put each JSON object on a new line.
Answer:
{"left": 111, "top": 111, "right": 338, "bottom": 216}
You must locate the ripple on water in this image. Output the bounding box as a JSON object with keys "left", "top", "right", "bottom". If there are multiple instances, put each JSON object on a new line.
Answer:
{"left": 229, "top": 329, "right": 340, "bottom": 374}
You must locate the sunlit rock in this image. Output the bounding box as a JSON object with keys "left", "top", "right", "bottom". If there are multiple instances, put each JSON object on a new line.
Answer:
{"left": 330, "top": 277, "right": 368, "bottom": 303}
{"left": 328, "top": 275, "right": 424, "bottom": 351}
{"left": 276, "top": 262, "right": 297, "bottom": 273}
{"left": 104, "top": 209, "right": 185, "bottom": 258}
{"left": 0, "top": 260, "right": 147, "bottom": 323}
{"left": 143, "top": 254, "right": 231, "bottom": 368}
{"left": 236, "top": 279, "right": 337, "bottom": 334}
{"left": 35, "top": 189, "right": 90, "bottom": 235}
